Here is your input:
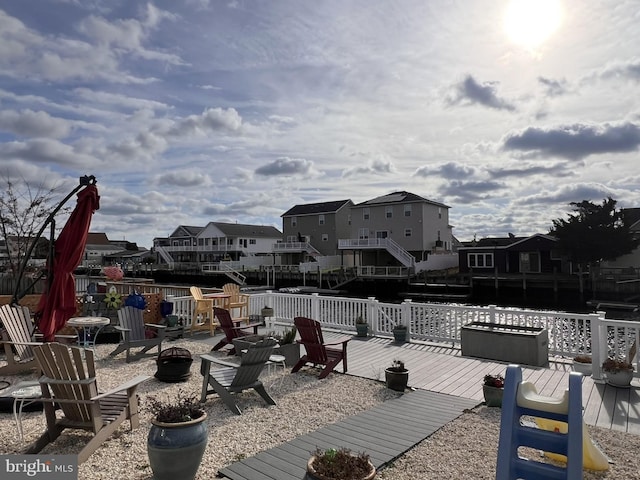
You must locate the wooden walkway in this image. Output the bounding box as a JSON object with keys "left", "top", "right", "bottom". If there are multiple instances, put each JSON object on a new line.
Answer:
{"left": 191, "top": 330, "right": 640, "bottom": 436}
{"left": 218, "top": 389, "right": 477, "bottom": 480}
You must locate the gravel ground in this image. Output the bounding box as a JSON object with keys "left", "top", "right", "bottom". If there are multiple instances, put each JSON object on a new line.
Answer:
{"left": 2, "top": 340, "right": 639, "bottom": 479}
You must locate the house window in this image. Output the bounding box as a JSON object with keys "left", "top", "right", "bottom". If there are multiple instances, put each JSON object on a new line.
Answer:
{"left": 227, "top": 238, "right": 233, "bottom": 245}
{"left": 198, "top": 238, "right": 204, "bottom": 246}
{"left": 358, "top": 228, "right": 369, "bottom": 239}
{"left": 468, "top": 253, "right": 494, "bottom": 269}
{"left": 319, "top": 214, "right": 325, "bottom": 226}
{"left": 363, "top": 208, "right": 370, "bottom": 220}
{"left": 249, "top": 239, "right": 256, "bottom": 245}
{"left": 438, "top": 207, "right": 442, "bottom": 219}
{"left": 322, "top": 234, "right": 329, "bottom": 242}
{"left": 404, "top": 228, "right": 412, "bottom": 237}
{"left": 404, "top": 205, "right": 411, "bottom": 217}
{"left": 385, "top": 206, "right": 393, "bottom": 219}
{"left": 348, "top": 214, "right": 351, "bottom": 225}
{"left": 376, "top": 231, "right": 388, "bottom": 239}
{"left": 520, "top": 252, "right": 540, "bottom": 273}
{"left": 291, "top": 217, "right": 297, "bottom": 227}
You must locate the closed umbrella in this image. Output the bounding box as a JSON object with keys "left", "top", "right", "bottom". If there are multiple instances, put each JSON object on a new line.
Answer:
{"left": 37, "top": 183, "right": 100, "bottom": 341}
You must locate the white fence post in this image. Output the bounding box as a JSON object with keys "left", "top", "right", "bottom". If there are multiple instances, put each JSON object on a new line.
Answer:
{"left": 402, "top": 299, "right": 412, "bottom": 341}
{"left": 311, "top": 293, "right": 320, "bottom": 321}
{"left": 591, "top": 312, "right": 605, "bottom": 383}
{"left": 366, "top": 297, "right": 376, "bottom": 331}
{"left": 489, "top": 305, "right": 497, "bottom": 323}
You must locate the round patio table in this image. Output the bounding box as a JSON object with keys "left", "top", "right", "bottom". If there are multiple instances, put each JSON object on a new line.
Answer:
{"left": 67, "top": 316, "right": 111, "bottom": 351}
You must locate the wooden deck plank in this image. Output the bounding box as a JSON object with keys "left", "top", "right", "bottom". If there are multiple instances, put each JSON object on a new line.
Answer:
{"left": 218, "top": 389, "right": 476, "bottom": 480}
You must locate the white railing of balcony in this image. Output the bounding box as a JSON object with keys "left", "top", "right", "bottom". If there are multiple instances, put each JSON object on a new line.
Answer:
{"left": 592, "top": 318, "right": 640, "bottom": 382}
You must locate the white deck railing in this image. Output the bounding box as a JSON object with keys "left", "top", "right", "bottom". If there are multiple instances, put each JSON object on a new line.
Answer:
{"left": 73, "top": 277, "right": 639, "bottom": 383}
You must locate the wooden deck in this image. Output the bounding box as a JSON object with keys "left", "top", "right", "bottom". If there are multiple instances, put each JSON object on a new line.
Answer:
{"left": 218, "top": 389, "right": 477, "bottom": 480}
{"left": 192, "top": 330, "right": 640, "bottom": 436}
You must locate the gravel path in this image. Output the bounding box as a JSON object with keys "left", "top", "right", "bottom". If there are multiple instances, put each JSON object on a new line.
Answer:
{"left": 1, "top": 340, "right": 639, "bottom": 479}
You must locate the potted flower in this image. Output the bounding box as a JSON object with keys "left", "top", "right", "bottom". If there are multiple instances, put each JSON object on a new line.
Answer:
{"left": 602, "top": 357, "right": 635, "bottom": 387}
{"left": 392, "top": 322, "right": 407, "bottom": 343}
{"left": 355, "top": 316, "right": 368, "bottom": 337}
{"left": 273, "top": 326, "right": 300, "bottom": 366}
{"left": 385, "top": 359, "right": 409, "bottom": 392}
{"left": 307, "top": 447, "right": 376, "bottom": 480}
{"left": 146, "top": 391, "right": 208, "bottom": 480}
{"left": 483, "top": 373, "right": 504, "bottom": 407}
{"left": 572, "top": 354, "right": 592, "bottom": 376}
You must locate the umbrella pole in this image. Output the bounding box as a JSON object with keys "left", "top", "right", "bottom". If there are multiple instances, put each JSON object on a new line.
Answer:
{"left": 11, "top": 175, "right": 97, "bottom": 305}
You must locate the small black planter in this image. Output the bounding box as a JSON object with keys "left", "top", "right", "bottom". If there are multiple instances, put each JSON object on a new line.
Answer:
{"left": 356, "top": 323, "right": 369, "bottom": 337}
{"left": 385, "top": 368, "right": 409, "bottom": 392}
{"left": 392, "top": 327, "right": 407, "bottom": 343}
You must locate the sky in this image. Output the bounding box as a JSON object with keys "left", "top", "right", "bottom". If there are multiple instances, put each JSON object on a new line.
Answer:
{"left": 1, "top": 0, "right": 639, "bottom": 249}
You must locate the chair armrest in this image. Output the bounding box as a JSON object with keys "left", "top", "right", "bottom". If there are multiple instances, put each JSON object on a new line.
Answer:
{"left": 200, "top": 353, "right": 239, "bottom": 369}
{"left": 144, "top": 323, "right": 167, "bottom": 330}
{"left": 114, "top": 326, "right": 130, "bottom": 333}
{"left": 91, "top": 375, "right": 151, "bottom": 401}
{"left": 0, "top": 340, "right": 43, "bottom": 347}
{"left": 323, "top": 336, "right": 352, "bottom": 347}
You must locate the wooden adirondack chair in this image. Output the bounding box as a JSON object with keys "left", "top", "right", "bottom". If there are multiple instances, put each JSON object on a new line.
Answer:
{"left": 291, "top": 316, "right": 351, "bottom": 379}
{"left": 222, "top": 283, "right": 249, "bottom": 324}
{"left": 25, "top": 342, "right": 150, "bottom": 463}
{"left": 0, "top": 304, "right": 73, "bottom": 375}
{"left": 200, "top": 337, "right": 277, "bottom": 414}
{"left": 210, "top": 307, "right": 262, "bottom": 355}
{"left": 109, "top": 306, "right": 166, "bottom": 363}
{"left": 190, "top": 286, "right": 216, "bottom": 335}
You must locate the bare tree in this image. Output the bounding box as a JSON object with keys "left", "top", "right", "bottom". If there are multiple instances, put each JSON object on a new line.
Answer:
{"left": 0, "top": 176, "right": 67, "bottom": 277}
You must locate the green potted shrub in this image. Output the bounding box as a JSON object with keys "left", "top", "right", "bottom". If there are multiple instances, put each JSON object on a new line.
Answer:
{"left": 273, "top": 326, "right": 300, "bottom": 366}
{"left": 307, "top": 447, "right": 376, "bottom": 480}
{"left": 602, "top": 357, "right": 634, "bottom": 387}
{"left": 146, "top": 391, "right": 207, "bottom": 480}
{"left": 482, "top": 373, "right": 504, "bottom": 407}
{"left": 392, "top": 322, "right": 407, "bottom": 343}
{"left": 385, "top": 359, "right": 409, "bottom": 392}
{"left": 355, "top": 316, "right": 368, "bottom": 337}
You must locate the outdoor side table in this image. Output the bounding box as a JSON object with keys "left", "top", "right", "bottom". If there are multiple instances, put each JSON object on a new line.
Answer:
{"left": 11, "top": 381, "right": 42, "bottom": 441}
{"left": 67, "top": 316, "right": 111, "bottom": 351}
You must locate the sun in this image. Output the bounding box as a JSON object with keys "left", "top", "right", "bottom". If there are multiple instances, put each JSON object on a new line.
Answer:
{"left": 504, "top": 0, "right": 563, "bottom": 51}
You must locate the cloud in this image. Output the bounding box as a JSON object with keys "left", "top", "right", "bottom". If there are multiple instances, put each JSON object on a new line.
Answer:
{"left": 168, "top": 107, "right": 243, "bottom": 137}
{"left": 414, "top": 162, "right": 477, "bottom": 179}
{"left": 487, "top": 162, "right": 575, "bottom": 179}
{"left": 591, "top": 58, "right": 640, "bottom": 83}
{"left": 501, "top": 122, "right": 640, "bottom": 160}
{"left": 342, "top": 158, "right": 396, "bottom": 178}
{"left": 155, "top": 171, "right": 212, "bottom": 187}
{"left": 446, "top": 75, "right": 515, "bottom": 111}
{"left": 513, "top": 183, "right": 615, "bottom": 207}
{"left": 0, "top": 109, "right": 71, "bottom": 138}
{"left": 0, "top": 138, "right": 97, "bottom": 167}
{"left": 438, "top": 179, "right": 506, "bottom": 203}
{"left": 255, "top": 157, "right": 316, "bottom": 176}
{"left": 537, "top": 77, "right": 570, "bottom": 97}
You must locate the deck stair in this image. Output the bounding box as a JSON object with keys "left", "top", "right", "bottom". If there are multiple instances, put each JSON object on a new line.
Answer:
{"left": 220, "top": 264, "right": 247, "bottom": 285}
{"left": 338, "top": 238, "right": 415, "bottom": 268}
{"left": 154, "top": 246, "right": 175, "bottom": 269}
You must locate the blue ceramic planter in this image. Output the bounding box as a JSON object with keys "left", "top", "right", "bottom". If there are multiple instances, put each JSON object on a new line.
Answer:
{"left": 147, "top": 413, "right": 208, "bottom": 480}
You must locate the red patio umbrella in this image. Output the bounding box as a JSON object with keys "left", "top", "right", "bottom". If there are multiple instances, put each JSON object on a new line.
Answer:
{"left": 37, "top": 183, "right": 100, "bottom": 341}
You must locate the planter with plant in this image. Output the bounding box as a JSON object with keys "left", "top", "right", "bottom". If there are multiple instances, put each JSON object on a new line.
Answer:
{"left": 146, "top": 391, "right": 207, "bottom": 480}
{"left": 483, "top": 373, "right": 504, "bottom": 407}
{"left": 385, "top": 359, "right": 409, "bottom": 392}
{"left": 572, "top": 354, "right": 592, "bottom": 376}
{"left": 392, "top": 323, "right": 407, "bottom": 343}
{"left": 355, "top": 316, "right": 368, "bottom": 337}
{"left": 273, "top": 326, "right": 300, "bottom": 366}
{"left": 307, "top": 447, "right": 376, "bottom": 480}
{"left": 602, "top": 357, "right": 635, "bottom": 387}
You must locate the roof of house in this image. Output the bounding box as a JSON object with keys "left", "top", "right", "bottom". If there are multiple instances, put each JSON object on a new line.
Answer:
{"left": 459, "top": 233, "right": 557, "bottom": 249}
{"left": 623, "top": 208, "right": 640, "bottom": 229}
{"left": 86, "top": 233, "right": 111, "bottom": 245}
{"left": 211, "top": 222, "right": 282, "bottom": 238}
{"left": 281, "top": 199, "right": 352, "bottom": 217}
{"left": 353, "top": 191, "right": 449, "bottom": 209}
{"left": 169, "top": 225, "right": 204, "bottom": 238}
